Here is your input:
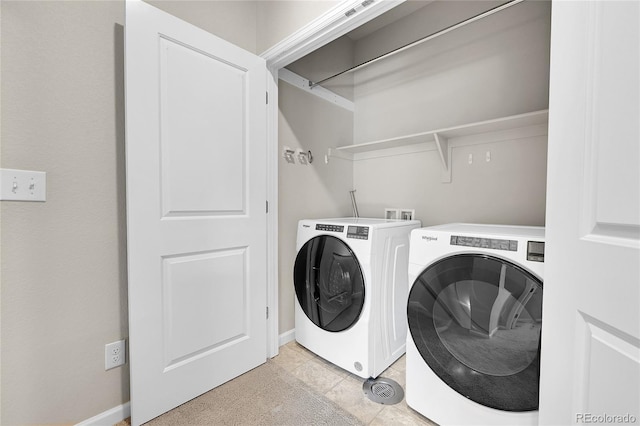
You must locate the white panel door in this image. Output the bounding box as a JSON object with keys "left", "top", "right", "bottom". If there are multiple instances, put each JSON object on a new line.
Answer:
{"left": 125, "top": 1, "right": 267, "bottom": 424}
{"left": 539, "top": 1, "right": 639, "bottom": 424}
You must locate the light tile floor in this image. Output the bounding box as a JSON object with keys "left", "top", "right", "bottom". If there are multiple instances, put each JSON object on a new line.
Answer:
{"left": 272, "top": 340, "right": 438, "bottom": 426}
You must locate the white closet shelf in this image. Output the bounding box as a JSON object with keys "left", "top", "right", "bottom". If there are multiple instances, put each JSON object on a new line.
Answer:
{"left": 334, "top": 109, "right": 548, "bottom": 155}
{"left": 328, "top": 109, "right": 548, "bottom": 183}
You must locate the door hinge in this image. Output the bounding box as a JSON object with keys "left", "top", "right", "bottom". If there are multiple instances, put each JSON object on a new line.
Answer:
{"left": 266, "top": 91, "right": 269, "bottom": 104}
{"left": 266, "top": 306, "right": 269, "bottom": 319}
{"left": 266, "top": 200, "right": 269, "bottom": 213}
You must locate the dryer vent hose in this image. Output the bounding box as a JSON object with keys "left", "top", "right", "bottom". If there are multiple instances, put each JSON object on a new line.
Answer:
{"left": 349, "top": 190, "right": 359, "bottom": 218}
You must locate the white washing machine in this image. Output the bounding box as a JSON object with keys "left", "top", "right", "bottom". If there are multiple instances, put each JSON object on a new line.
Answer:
{"left": 294, "top": 217, "right": 421, "bottom": 379}
{"left": 406, "top": 223, "right": 545, "bottom": 426}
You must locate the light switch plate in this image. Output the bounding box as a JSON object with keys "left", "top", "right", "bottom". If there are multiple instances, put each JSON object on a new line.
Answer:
{"left": 0, "top": 168, "right": 47, "bottom": 201}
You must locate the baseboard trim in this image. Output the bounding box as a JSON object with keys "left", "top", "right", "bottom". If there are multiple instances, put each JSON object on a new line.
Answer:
{"left": 76, "top": 402, "right": 130, "bottom": 426}
{"left": 279, "top": 329, "right": 295, "bottom": 347}
{"left": 77, "top": 332, "right": 295, "bottom": 424}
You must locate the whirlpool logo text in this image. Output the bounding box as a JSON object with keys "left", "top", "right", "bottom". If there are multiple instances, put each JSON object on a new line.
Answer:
{"left": 421, "top": 236, "right": 438, "bottom": 242}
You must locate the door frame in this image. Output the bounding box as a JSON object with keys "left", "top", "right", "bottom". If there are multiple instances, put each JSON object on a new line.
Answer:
{"left": 260, "top": 0, "right": 405, "bottom": 357}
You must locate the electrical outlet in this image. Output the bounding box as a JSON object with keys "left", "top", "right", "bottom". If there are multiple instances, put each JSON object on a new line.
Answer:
{"left": 105, "top": 340, "right": 126, "bottom": 370}
{"left": 399, "top": 209, "right": 415, "bottom": 221}
{"left": 385, "top": 208, "right": 399, "bottom": 220}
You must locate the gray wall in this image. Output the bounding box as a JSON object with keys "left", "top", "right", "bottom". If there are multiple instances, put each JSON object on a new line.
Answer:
{"left": 278, "top": 37, "right": 355, "bottom": 334}
{"left": 257, "top": 1, "right": 340, "bottom": 53}
{"left": 353, "top": 136, "right": 549, "bottom": 226}
{"left": 285, "top": 36, "right": 355, "bottom": 101}
{"left": 1, "top": 2, "right": 130, "bottom": 423}
{"left": 0, "top": 1, "right": 329, "bottom": 423}
{"left": 277, "top": 83, "right": 355, "bottom": 333}
{"left": 351, "top": 0, "right": 551, "bottom": 226}
{"left": 147, "top": 1, "right": 258, "bottom": 53}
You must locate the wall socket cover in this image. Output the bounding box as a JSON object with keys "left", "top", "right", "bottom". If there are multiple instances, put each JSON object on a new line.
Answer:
{"left": 385, "top": 208, "right": 415, "bottom": 220}
{"left": 105, "top": 340, "right": 126, "bottom": 370}
{"left": 399, "top": 209, "right": 415, "bottom": 220}
{"left": 384, "top": 208, "right": 399, "bottom": 220}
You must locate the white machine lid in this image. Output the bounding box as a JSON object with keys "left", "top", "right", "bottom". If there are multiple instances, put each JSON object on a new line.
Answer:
{"left": 309, "top": 217, "right": 421, "bottom": 228}
{"left": 421, "top": 223, "right": 545, "bottom": 239}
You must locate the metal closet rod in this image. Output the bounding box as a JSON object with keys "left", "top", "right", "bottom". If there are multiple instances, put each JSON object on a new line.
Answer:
{"left": 309, "top": 0, "right": 525, "bottom": 89}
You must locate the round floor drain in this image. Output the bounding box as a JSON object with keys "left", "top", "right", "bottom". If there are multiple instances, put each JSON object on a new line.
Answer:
{"left": 362, "top": 377, "right": 404, "bottom": 405}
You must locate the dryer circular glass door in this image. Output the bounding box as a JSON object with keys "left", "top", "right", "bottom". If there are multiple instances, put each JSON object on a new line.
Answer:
{"left": 408, "top": 254, "right": 543, "bottom": 411}
{"left": 294, "top": 235, "right": 365, "bottom": 332}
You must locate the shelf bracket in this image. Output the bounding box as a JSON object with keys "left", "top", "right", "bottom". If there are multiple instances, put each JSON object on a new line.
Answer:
{"left": 326, "top": 147, "right": 354, "bottom": 163}
{"left": 434, "top": 133, "right": 452, "bottom": 183}
{"left": 278, "top": 68, "right": 355, "bottom": 112}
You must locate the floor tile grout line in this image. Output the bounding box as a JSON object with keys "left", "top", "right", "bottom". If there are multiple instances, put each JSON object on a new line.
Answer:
{"left": 281, "top": 341, "right": 435, "bottom": 425}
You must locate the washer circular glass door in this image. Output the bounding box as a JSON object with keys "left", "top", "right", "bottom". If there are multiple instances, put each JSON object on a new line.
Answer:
{"left": 294, "top": 235, "right": 365, "bottom": 332}
{"left": 408, "top": 254, "right": 543, "bottom": 411}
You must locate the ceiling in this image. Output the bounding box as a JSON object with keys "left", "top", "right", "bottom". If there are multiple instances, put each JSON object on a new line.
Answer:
{"left": 346, "top": 0, "right": 434, "bottom": 40}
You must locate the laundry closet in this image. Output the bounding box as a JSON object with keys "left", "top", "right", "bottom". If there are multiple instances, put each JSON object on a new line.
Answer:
{"left": 278, "top": 0, "right": 551, "bottom": 334}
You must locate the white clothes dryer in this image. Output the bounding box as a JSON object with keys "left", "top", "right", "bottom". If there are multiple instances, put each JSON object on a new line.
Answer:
{"left": 294, "top": 218, "right": 421, "bottom": 379}
{"left": 406, "top": 223, "right": 545, "bottom": 426}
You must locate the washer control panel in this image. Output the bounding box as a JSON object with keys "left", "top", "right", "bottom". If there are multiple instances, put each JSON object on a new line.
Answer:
{"left": 450, "top": 235, "right": 518, "bottom": 251}
{"left": 347, "top": 226, "right": 369, "bottom": 240}
{"left": 315, "top": 224, "right": 344, "bottom": 233}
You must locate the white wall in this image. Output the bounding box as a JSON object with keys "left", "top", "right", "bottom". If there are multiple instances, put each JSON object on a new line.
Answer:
{"left": 351, "top": 0, "right": 551, "bottom": 226}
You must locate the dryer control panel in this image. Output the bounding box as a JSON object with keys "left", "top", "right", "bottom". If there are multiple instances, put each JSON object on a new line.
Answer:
{"left": 450, "top": 235, "right": 518, "bottom": 251}
{"left": 316, "top": 224, "right": 344, "bottom": 232}
{"left": 347, "top": 226, "right": 369, "bottom": 240}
